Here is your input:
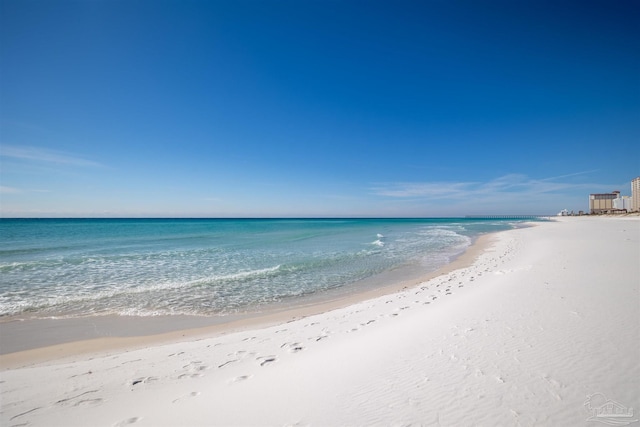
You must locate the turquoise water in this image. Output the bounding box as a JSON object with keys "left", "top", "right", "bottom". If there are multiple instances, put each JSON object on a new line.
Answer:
{"left": 0, "top": 218, "right": 523, "bottom": 319}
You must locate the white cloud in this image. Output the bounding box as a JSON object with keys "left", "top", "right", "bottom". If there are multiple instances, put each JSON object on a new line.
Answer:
{"left": 0, "top": 145, "right": 103, "bottom": 168}
{"left": 372, "top": 182, "right": 473, "bottom": 199}
{"left": 372, "top": 173, "right": 605, "bottom": 201}
{"left": 371, "top": 172, "right": 618, "bottom": 214}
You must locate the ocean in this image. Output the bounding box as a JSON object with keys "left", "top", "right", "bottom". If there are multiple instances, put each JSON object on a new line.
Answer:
{"left": 0, "top": 218, "right": 526, "bottom": 320}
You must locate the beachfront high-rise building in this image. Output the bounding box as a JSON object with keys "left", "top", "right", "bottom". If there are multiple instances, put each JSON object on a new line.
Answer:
{"left": 613, "top": 195, "right": 632, "bottom": 211}
{"left": 589, "top": 191, "right": 619, "bottom": 214}
{"left": 632, "top": 177, "right": 640, "bottom": 212}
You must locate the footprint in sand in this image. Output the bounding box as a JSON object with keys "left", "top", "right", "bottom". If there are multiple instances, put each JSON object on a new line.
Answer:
{"left": 257, "top": 356, "right": 277, "bottom": 366}
{"left": 218, "top": 359, "right": 238, "bottom": 368}
{"left": 315, "top": 334, "right": 329, "bottom": 342}
{"left": 172, "top": 391, "right": 201, "bottom": 403}
{"left": 74, "top": 398, "right": 103, "bottom": 407}
{"left": 56, "top": 390, "right": 100, "bottom": 406}
{"left": 281, "top": 342, "right": 304, "bottom": 353}
{"left": 177, "top": 373, "right": 203, "bottom": 380}
{"left": 115, "top": 417, "right": 141, "bottom": 426}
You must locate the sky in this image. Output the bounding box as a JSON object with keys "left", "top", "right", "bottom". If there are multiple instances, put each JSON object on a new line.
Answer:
{"left": 1, "top": 0, "right": 639, "bottom": 217}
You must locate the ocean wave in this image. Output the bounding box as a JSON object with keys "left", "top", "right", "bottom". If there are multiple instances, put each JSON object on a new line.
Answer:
{"left": 0, "top": 265, "right": 285, "bottom": 317}
{"left": 1, "top": 218, "right": 516, "bottom": 319}
{"left": 186, "top": 265, "right": 283, "bottom": 286}
{"left": 0, "top": 261, "right": 32, "bottom": 271}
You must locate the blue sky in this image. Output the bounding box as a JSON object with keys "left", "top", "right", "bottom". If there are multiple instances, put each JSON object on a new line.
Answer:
{"left": 1, "top": 0, "right": 638, "bottom": 217}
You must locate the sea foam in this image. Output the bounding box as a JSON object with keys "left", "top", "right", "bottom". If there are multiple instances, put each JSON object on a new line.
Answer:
{"left": 0, "top": 218, "right": 523, "bottom": 318}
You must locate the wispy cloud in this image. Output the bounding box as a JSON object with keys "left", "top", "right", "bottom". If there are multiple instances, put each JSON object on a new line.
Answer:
{"left": 0, "top": 186, "right": 52, "bottom": 194}
{"left": 372, "top": 172, "right": 609, "bottom": 203}
{"left": 538, "top": 169, "right": 599, "bottom": 182}
{"left": 372, "top": 181, "right": 473, "bottom": 198}
{"left": 0, "top": 145, "right": 103, "bottom": 168}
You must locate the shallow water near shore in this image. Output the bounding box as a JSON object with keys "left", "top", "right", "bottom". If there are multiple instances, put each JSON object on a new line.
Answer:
{"left": 1, "top": 218, "right": 526, "bottom": 321}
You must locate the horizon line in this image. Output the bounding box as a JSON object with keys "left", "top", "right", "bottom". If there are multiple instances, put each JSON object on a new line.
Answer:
{"left": 0, "top": 215, "right": 554, "bottom": 220}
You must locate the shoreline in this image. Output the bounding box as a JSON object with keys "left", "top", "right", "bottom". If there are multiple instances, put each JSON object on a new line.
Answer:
{"left": 1, "top": 216, "right": 638, "bottom": 426}
{"left": 0, "top": 233, "right": 495, "bottom": 368}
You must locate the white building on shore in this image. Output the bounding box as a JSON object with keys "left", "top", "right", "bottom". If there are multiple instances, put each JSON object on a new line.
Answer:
{"left": 632, "top": 177, "right": 640, "bottom": 212}
{"left": 588, "top": 177, "right": 640, "bottom": 214}
{"left": 613, "top": 195, "right": 632, "bottom": 211}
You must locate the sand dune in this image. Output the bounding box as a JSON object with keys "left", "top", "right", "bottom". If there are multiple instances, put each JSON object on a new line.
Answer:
{"left": 1, "top": 217, "right": 638, "bottom": 426}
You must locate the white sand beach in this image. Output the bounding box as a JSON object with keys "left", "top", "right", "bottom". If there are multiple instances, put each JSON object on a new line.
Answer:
{"left": 1, "top": 217, "right": 638, "bottom": 426}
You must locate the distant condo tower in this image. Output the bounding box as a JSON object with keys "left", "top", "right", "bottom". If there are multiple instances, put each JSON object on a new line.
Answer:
{"left": 589, "top": 191, "right": 619, "bottom": 214}
{"left": 632, "top": 177, "right": 640, "bottom": 212}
